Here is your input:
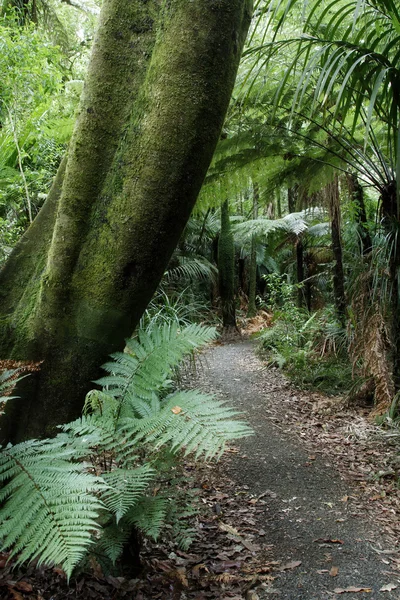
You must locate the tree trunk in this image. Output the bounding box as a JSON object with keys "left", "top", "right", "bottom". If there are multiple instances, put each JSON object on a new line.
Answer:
{"left": 218, "top": 200, "right": 237, "bottom": 329}
{"left": 247, "top": 184, "right": 259, "bottom": 318}
{"left": 296, "top": 237, "right": 305, "bottom": 308}
{"left": 326, "top": 176, "right": 346, "bottom": 325}
{"left": 381, "top": 180, "right": 400, "bottom": 391}
{"left": 0, "top": 0, "right": 253, "bottom": 443}
{"left": 346, "top": 173, "right": 372, "bottom": 255}
{"left": 287, "top": 185, "right": 298, "bottom": 213}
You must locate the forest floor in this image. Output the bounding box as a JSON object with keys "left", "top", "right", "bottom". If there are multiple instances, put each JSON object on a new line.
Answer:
{"left": 2, "top": 338, "right": 400, "bottom": 600}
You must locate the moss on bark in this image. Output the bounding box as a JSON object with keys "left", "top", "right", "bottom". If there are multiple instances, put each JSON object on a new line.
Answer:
{"left": 0, "top": 0, "right": 253, "bottom": 442}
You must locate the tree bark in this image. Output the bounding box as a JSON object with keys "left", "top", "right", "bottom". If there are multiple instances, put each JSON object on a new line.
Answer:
{"left": 0, "top": 0, "right": 253, "bottom": 442}
{"left": 247, "top": 184, "right": 259, "bottom": 318}
{"left": 296, "top": 237, "right": 305, "bottom": 308}
{"left": 346, "top": 173, "right": 372, "bottom": 255}
{"left": 326, "top": 176, "right": 346, "bottom": 325}
{"left": 381, "top": 180, "right": 400, "bottom": 391}
{"left": 287, "top": 185, "right": 298, "bottom": 213}
{"left": 218, "top": 200, "right": 237, "bottom": 328}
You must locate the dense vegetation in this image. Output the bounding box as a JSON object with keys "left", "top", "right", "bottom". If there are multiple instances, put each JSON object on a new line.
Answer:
{"left": 1, "top": 0, "right": 400, "bottom": 583}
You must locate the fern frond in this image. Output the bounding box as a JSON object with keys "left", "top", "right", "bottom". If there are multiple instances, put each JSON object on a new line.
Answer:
{"left": 125, "top": 496, "right": 168, "bottom": 540}
{"left": 121, "top": 390, "right": 253, "bottom": 460}
{"left": 95, "top": 522, "right": 132, "bottom": 565}
{"left": 95, "top": 323, "right": 217, "bottom": 419}
{"left": 101, "top": 466, "right": 155, "bottom": 523}
{"left": 0, "top": 438, "right": 105, "bottom": 579}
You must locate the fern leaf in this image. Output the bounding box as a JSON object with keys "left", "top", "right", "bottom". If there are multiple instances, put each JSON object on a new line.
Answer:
{"left": 95, "top": 323, "right": 216, "bottom": 420}
{"left": 125, "top": 496, "right": 167, "bottom": 540}
{"left": 101, "top": 466, "right": 155, "bottom": 523}
{"left": 121, "top": 390, "right": 253, "bottom": 460}
{"left": 0, "top": 438, "right": 105, "bottom": 579}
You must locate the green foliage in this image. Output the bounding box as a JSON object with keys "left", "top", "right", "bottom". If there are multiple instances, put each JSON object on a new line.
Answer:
{"left": 259, "top": 304, "right": 352, "bottom": 395}
{"left": 0, "top": 322, "right": 252, "bottom": 577}
{"left": 0, "top": 438, "right": 104, "bottom": 578}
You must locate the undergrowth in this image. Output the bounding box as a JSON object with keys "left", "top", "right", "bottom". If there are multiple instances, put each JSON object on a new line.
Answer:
{"left": 0, "top": 321, "right": 252, "bottom": 579}
{"left": 258, "top": 284, "right": 352, "bottom": 395}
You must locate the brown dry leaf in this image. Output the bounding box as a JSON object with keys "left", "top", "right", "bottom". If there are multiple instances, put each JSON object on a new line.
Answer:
{"left": 281, "top": 560, "right": 302, "bottom": 571}
{"left": 175, "top": 567, "right": 188, "bottom": 587}
{"left": 241, "top": 539, "right": 261, "bottom": 553}
{"left": 334, "top": 586, "right": 372, "bottom": 593}
{"left": 15, "top": 581, "right": 33, "bottom": 592}
{"left": 329, "top": 566, "right": 339, "bottom": 577}
{"left": 219, "top": 522, "right": 241, "bottom": 537}
{"left": 7, "top": 589, "right": 24, "bottom": 600}
{"left": 171, "top": 406, "right": 182, "bottom": 415}
{"left": 380, "top": 583, "right": 398, "bottom": 592}
{"left": 215, "top": 572, "right": 237, "bottom": 583}
{"left": 192, "top": 563, "right": 209, "bottom": 578}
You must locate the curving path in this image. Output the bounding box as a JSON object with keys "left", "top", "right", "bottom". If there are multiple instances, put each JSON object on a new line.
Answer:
{"left": 192, "top": 340, "right": 399, "bottom": 600}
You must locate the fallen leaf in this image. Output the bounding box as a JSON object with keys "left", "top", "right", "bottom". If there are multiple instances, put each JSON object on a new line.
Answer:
{"left": 316, "top": 569, "right": 329, "bottom": 574}
{"left": 329, "top": 566, "right": 339, "bottom": 577}
{"left": 334, "top": 587, "right": 372, "bottom": 593}
{"left": 380, "top": 583, "right": 398, "bottom": 592}
{"left": 7, "top": 589, "right": 23, "bottom": 600}
{"left": 171, "top": 406, "right": 182, "bottom": 414}
{"left": 314, "top": 538, "right": 344, "bottom": 544}
{"left": 219, "top": 522, "right": 241, "bottom": 536}
{"left": 15, "top": 581, "right": 33, "bottom": 592}
{"left": 281, "top": 560, "right": 301, "bottom": 571}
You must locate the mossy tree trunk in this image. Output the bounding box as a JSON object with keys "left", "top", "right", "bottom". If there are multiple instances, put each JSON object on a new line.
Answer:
{"left": 218, "top": 200, "right": 237, "bottom": 329}
{"left": 0, "top": 0, "right": 253, "bottom": 442}
{"left": 346, "top": 173, "right": 372, "bottom": 255}
{"left": 247, "top": 184, "right": 259, "bottom": 318}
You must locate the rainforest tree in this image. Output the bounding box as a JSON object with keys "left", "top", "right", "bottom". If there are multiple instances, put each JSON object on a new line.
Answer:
{"left": 0, "top": 0, "right": 253, "bottom": 442}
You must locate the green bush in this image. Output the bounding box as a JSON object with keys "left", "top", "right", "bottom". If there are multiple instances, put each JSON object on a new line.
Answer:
{"left": 259, "top": 305, "right": 352, "bottom": 395}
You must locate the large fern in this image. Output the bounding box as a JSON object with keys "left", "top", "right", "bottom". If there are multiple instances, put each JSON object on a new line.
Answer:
{"left": 0, "top": 321, "right": 252, "bottom": 576}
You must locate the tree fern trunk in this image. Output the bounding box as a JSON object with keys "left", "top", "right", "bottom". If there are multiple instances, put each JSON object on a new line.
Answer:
{"left": 346, "top": 173, "right": 372, "bottom": 255}
{"left": 327, "top": 176, "right": 346, "bottom": 325}
{"left": 218, "top": 200, "right": 237, "bottom": 328}
{"left": 0, "top": 0, "right": 253, "bottom": 442}
{"left": 296, "top": 237, "right": 305, "bottom": 308}
{"left": 381, "top": 180, "right": 400, "bottom": 393}
{"left": 247, "top": 184, "right": 259, "bottom": 318}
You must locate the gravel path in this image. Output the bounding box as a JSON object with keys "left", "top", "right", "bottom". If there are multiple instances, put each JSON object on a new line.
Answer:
{"left": 193, "top": 340, "right": 399, "bottom": 600}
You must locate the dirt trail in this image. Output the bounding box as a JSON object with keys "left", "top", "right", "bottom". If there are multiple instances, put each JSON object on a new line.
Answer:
{"left": 193, "top": 340, "right": 399, "bottom": 600}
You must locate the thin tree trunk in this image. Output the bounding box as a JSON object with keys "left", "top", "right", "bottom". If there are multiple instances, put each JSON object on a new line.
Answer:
{"left": 346, "top": 173, "right": 372, "bottom": 255}
{"left": 326, "top": 176, "right": 346, "bottom": 325}
{"left": 296, "top": 237, "right": 305, "bottom": 308}
{"left": 381, "top": 180, "right": 400, "bottom": 391}
{"left": 0, "top": 0, "right": 253, "bottom": 442}
{"left": 287, "top": 184, "right": 298, "bottom": 213}
{"left": 247, "top": 184, "right": 259, "bottom": 318}
{"left": 218, "top": 200, "right": 237, "bottom": 329}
